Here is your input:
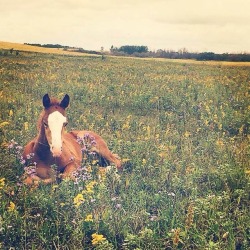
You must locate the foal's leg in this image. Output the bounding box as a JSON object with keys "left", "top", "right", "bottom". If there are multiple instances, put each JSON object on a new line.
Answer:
{"left": 60, "top": 163, "right": 78, "bottom": 180}
{"left": 23, "top": 174, "right": 54, "bottom": 186}
{"left": 23, "top": 165, "right": 56, "bottom": 186}
{"left": 74, "top": 131, "right": 122, "bottom": 170}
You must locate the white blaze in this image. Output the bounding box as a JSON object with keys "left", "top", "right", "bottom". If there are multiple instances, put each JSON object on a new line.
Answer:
{"left": 48, "top": 111, "right": 66, "bottom": 156}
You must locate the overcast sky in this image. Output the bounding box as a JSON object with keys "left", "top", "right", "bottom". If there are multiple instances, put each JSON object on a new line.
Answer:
{"left": 1, "top": 0, "right": 249, "bottom": 53}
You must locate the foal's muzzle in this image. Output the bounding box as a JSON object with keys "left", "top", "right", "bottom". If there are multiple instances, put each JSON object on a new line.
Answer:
{"left": 51, "top": 146, "right": 62, "bottom": 157}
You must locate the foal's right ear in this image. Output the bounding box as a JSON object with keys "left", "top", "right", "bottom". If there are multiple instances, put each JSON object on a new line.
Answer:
{"left": 60, "top": 94, "right": 70, "bottom": 109}
{"left": 43, "top": 94, "right": 51, "bottom": 109}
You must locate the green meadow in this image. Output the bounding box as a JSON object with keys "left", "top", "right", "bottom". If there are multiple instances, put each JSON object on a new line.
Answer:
{"left": 0, "top": 53, "right": 249, "bottom": 249}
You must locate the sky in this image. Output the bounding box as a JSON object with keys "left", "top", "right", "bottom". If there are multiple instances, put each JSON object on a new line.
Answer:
{"left": 1, "top": 0, "right": 249, "bottom": 53}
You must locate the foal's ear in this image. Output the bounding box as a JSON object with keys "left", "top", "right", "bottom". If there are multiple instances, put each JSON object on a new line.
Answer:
{"left": 43, "top": 94, "right": 51, "bottom": 109}
{"left": 60, "top": 94, "right": 70, "bottom": 109}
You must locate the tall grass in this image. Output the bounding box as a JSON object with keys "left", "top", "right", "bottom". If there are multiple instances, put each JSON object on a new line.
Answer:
{"left": 0, "top": 53, "right": 249, "bottom": 249}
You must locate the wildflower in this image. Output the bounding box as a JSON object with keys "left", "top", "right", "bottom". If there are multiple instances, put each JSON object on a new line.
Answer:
{"left": 222, "top": 232, "right": 229, "bottom": 239}
{"left": 26, "top": 153, "right": 34, "bottom": 160}
{"left": 73, "top": 166, "right": 92, "bottom": 183}
{"left": 146, "top": 125, "right": 151, "bottom": 138}
{"left": 0, "top": 178, "right": 5, "bottom": 190}
{"left": 7, "top": 201, "right": 16, "bottom": 212}
{"left": 184, "top": 131, "right": 191, "bottom": 138}
{"left": 84, "top": 181, "right": 97, "bottom": 194}
{"left": 216, "top": 139, "right": 224, "bottom": 147}
{"left": 84, "top": 214, "right": 93, "bottom": 222}
{"left": 115, "top": 203, "right": 122, "bottom": 209}
{"left": 158, "top": 152, "right": 167, "bottom": 158}
{"left": 24, "top": 165, "right": 36, "bottom": 176}
{"left": 52, "top": 185, "right": 58, "bottom": 192}
{"left": 185, "top": 166, "right": 194, "bottom": 174}
{"left": 91, "top": 233, "right": 106, "bottom": 245}
{"left": 0, "top": 121, "right": 9, "bottom": 128}
{"left": 9, "top": 110, "right": 13, "bottom": 117}
{"left": 150, "top": 215, "right": 158, "bottom": 221}
{"left": 185, "top": 203, "right": 194, "bottom": 229}
{"left": 167, "top": 192, "right": 176, "bottom": 197}
{"left": 122, "top": 122, "right": 130, "bottom": 130}
{"left": 24, "top": 122, "right": 29, "bottom": 131}
{"left": 77, "top": 133, "right": 97, "bottom": 153}
{"left": 245, "top": 170, "right": 250, "bottom": 175}
{"left": 172, "top": 228, "right": 181, "bottom": 246}
{"left": 142, "top": 159, "right": 147, "bottom": 165}
{"left": 73, "top": 193, "right": 85, "bottom": 207}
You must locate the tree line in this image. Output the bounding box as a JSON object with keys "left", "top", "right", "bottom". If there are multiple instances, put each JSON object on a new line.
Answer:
{"left": 110, "top": 46, "right": 250, "bottom": 62}
{"left": 24, "top": 43, "right": 250, "bottom": 62}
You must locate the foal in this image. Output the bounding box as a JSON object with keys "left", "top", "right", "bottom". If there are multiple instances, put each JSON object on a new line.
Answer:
{"left": 22, "top": 94, "right": 121, "bottom": 185}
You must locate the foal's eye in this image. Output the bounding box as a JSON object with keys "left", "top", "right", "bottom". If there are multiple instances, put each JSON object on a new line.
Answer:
{"left": 63, "top": 122, "right": 68, "bottom": 127}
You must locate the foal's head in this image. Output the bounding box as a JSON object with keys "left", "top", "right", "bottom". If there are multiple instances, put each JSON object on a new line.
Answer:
{"left": 41, "top": 94, "right": 69, "bottom": 157}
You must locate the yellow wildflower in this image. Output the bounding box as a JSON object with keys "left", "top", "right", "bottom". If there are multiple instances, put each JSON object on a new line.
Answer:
{"left": 222, "top": 232, "right": 229, "bottom": 239}
{"left": 146, "top": 125, "right": 151, "bottom": 138}
{"left": 92, "top": 233, "right": 106, "bottom": 245}
{"left": 158, "top": 152, "right": 167, "bottom": 158}
{"left": 86, "top": 165, "right": 92, "bottom": 172}
{"left": 122, "top": 122, "right": 130, "bottom": 130}
{"left": 9, "top": 110, "right": 13, "bottom": 117}
{"left": 0, "top": 178, "right": 5, "bottom": 189}
{"left": 84, "top": 214, "right": 93, "bottom": 222}
{"left": 98, "top": 167, "right": 107, "bottom": 180}
{"left": 122, "top": 158, "right": 131, "bottom": 163}
{"left": 8, "top": 201, "right": 16, "bottom": 212}
{"left": 84, "top": 181, "right": 97, "bottom": 194}
{"left": 52, "top": 185, "right": 58, "bottom": 191}
{"left": 73, "top": 193, "right": 85, "bottom": 207}
{"left": 184, "top": 131, "right": 191, "bottom": 138}
{"left": 216, "top": 139, "right": 224, "bottom": 147}
{"left": 24, "top": 122, "right": 29, "bottom": 131}
{"left": 142, "top": 159, "right": 147, "bottom": 165}
{"left": 0, "top": 122, "right": 9, "bottom": 128}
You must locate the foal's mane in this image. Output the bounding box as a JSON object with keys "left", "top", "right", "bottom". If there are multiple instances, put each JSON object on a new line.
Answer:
{"left": 37, "top": 97, "right": 63, "bottom": 130}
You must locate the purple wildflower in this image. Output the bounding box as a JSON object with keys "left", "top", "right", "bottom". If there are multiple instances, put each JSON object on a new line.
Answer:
{"left": 24, "top": 165, "right": 37, "bottom": 176}
{"left": 115, "top": 203, "right": 122, "bottom": 209}
{"left": 77, "top": 133, "right": 97, "bottom": 153}
{"left": 73, "top": 166, "right": 92, "bottom": 184}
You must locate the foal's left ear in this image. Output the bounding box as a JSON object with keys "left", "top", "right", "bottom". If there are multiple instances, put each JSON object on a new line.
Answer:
{"left": 60, "top": 94, "right": 70, "bottom": 109}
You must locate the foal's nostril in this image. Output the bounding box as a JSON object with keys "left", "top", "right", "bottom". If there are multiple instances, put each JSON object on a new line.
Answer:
{"left": 50, "top": 145, "right": 63, "bottom": 157}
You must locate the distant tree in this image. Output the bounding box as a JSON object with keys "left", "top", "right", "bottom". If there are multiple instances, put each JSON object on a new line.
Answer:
{"left": 118, "top": 45, "right": 148, "bottom": 55}
{"left": 196, "top": 52, "right": 215, "bottom": 61}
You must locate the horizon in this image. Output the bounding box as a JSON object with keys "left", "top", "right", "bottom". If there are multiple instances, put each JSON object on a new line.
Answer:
{"left": 22, "top": 41, "right": 250, "bottom": 55}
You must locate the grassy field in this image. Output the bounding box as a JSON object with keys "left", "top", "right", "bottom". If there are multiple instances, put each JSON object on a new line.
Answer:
{"left": 0, "top": 41, "right": 92, "bottom": 56}
{"left": 0, "top": 51, "right": 249, "bottom": 249}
